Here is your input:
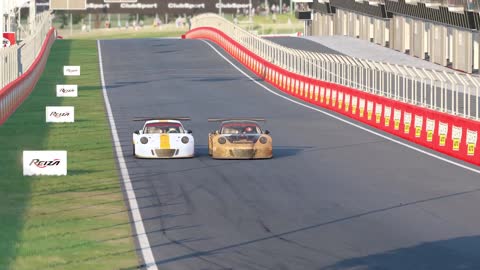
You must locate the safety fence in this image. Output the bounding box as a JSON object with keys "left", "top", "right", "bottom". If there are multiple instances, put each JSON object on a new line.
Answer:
{"left": 0, "top": 13, "right": 55, "bottom": 126}
{"left": 1, "top": 12, "right": 52, "bottom": 89}
{"left": 184, "top": 26, "right": 480, "bottom": 165}
{"left": 191, "top": 14, "right": 480, "bottom": 121}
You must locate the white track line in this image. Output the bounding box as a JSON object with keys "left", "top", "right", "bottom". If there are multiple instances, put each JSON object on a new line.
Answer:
{"left": 97, "top": 40, "right": 158, "bottom": 270}
{"left": 201, "top": 40, "right": 480, "bottom": 175}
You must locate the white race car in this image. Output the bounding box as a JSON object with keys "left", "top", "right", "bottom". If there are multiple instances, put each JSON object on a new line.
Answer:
{"left": 132, "top": 118, "right": 194, "bottom": 158}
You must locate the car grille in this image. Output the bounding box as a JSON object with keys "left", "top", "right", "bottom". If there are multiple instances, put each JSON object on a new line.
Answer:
{"left": 230, "top": 149, "right": 256, "bottom": 158}
{"left": 155, "top": 149, "right": 178, "bottom": 157}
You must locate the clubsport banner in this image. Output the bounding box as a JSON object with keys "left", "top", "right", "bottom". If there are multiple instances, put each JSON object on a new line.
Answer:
{"left": 71, "top": 0, "right": 262, "bottom": 14}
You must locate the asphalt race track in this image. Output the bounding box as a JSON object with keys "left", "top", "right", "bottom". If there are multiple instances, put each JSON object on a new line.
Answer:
{"left": 266, "top": 37, "right": 343, "bottom": 54}
{"left": 99, "top": 38, "right": 480, "bottom": 270}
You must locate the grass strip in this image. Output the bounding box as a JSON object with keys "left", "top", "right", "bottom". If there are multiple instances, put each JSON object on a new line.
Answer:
{"left": 0, "top": 39, "right": 138, "bottom": 270}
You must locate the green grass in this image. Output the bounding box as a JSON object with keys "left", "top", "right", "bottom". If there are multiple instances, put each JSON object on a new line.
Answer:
{"left": 0, "top": 40, "right": 138, "bottom": 269}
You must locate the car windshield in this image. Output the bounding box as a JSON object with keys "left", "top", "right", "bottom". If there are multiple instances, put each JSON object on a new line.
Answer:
{"left": 144, "top": 122, "right": 184, "bottom": 134}
{"left": 221, "top": 122, "right": 262, "bottom": 134}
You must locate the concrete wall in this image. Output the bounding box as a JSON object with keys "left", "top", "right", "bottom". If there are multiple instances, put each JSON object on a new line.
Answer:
{"left": 309, "top": 9, "right": 478, "bottom": 73}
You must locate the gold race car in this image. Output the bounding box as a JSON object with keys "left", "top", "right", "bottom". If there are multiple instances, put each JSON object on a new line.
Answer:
{"left": 208, "top": 118, "right": 272, "bottom": 159}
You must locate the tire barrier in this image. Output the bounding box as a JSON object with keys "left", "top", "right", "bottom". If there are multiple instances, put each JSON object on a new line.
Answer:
{"left": 184, "top": 27, "right": 480, "bottom": 166}
{"left": 0, "top": 28, "right": 56, "bottom": 126}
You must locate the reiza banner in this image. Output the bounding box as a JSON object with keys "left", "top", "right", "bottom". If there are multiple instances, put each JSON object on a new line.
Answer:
{"left": 63, "top": 66, "right": 80, "bottom": 76}
{"left": 56, "top": 85, "right": 78, "bottom": 97}
{"left": 46, "top": 106, "right": 75, "bottom": 123}
{"left": 23, "top": 151, "right": 67, "bottom": 176}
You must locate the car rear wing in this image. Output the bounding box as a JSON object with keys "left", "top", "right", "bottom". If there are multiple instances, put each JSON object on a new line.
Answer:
{"left": 133, "top": 117, "right": 191, "bottom": 121}
{"left": 208, "top": 118, "right": 266, "bottom": 122}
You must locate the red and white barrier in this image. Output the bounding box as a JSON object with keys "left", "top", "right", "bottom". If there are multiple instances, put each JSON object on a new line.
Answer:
{"left": 184, "top": 27, "right": 480, "bottom": 166}
{"left": 0, "top": 28, "right": 56, "bottom": 125}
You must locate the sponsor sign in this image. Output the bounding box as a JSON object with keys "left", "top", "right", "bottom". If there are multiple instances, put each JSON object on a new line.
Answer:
{"left": 384, "top": 106, "right": 391, "bottom": 127}
{"left": 2, "top": 32, "right": 15, "bottom": 47}
{"left": 352, "top": 96, "right": 358, "bottom": 114}
{"left": 23, "top": 151, "right": 67, "bottom": 176}
{"left": 394, "top": 109, "right": 401, "bottom": 130}
{"left": 2, "top": 37, "right": 10, "bottom": 48}
{"left": 427, "top": 118, "right": 435, "bottom": 142}
{"left": 56, "top": 85, "right": 78, "bottom": 97}
{"left": 452, "top": 125, "right": 462, "bottom": 151}
{"left": 326, "top": 88, "right": 331, "bottom": 105}
{"left": 73, "top": 0, "right": 260, "bottom": 14}
{"left": 314, "top": 86, "right": 319, "bottom": 101}
{"left": 375, "top": 103, "right": 382, "bottom": 124}
{"left": 367, "top": 101, "right": 373, "bottom": 120}
{"left": 359, "top": 98, "right": 366, "bottom": 117}
{"left": 426, "top": 118, "right": 435, "bottom": 142}
{"left": 64, "top": 66, "right": 80, "bottom": 76}
{"left": 414, "top": 115, "right": 423, "bottom": 138}
{"left": 403, "top": 112, "right": 412, "bottom": 134}
{"left": 438, "top": 122, "right": 448, "bottom": 146}
{"left": 46, "top": 106, "right": 75, "bottom": 123}
{"left": 338, "top": 92, "right": 343, "bottom": 109}
{"left": 466, "top": 130, "right": 478, "bottom": 156}
{"left": 320, "top": 87, "right": 325, "bottom": 103}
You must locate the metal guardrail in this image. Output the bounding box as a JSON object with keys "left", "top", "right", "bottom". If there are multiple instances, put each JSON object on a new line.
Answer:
{"left": 192, "top": 13, "right": 480, "bottom": 120}
{"left": 0, "top": 12, "right": 52, "bottom": 89}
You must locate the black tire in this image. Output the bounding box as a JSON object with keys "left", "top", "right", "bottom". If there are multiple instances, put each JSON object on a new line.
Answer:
{"left": 133, "top": 144, "right": 136, "bottom": 157}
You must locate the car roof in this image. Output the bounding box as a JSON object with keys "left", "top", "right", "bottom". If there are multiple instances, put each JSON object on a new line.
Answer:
{"left": 144, "top": 120, "right": 183, "bottom": 125}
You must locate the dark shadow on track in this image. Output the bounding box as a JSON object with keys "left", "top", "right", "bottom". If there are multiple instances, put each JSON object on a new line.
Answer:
{"left": 321, "top": 235, "right": 480, "bottom": 270}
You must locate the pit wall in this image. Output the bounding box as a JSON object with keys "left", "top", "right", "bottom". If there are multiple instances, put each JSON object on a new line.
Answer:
{"left": 184, "top": 27, "right": 480, "bottom": 166}
{"left": 0, "top": 28, "right": 56, "bottom": 125}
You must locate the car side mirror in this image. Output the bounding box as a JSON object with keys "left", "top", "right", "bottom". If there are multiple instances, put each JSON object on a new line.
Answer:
{"left": 264, "top": 130, "right": 270, "bottom": 134}
{"left": 134, "top": 130, "right": 140, "bottom": 135}
{"left": 187, "top": 129, "right": 193, "bottom": 134}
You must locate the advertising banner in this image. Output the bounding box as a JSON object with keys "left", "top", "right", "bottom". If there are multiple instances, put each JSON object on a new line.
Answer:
{"left": 73, "top": 0, "right": 262, "bottom": 14}
{"left": 46, "top": 106, "right": 75, "bottom": 123}
{"left": 23, "top": 151, "right": 68, "bottom": 176}
{"left": 56, "top": 85, "right": 78, "bottom": 97}
{"left": 2, "top": 32, "right": 16, "bottom": 48}
{"left": 64, "top": 66, "right": 81, "bottom": 76}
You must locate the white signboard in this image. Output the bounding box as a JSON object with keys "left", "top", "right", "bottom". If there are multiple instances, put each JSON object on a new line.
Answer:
{"left": 23, "top": 151, "right": 67, "bottom": 176}
{"left": 46, "top": 106, "right": 75, "bottom": 123}
{"left": 56, "top": 85, "right": 78, "bottom": 97}
{"left": 63, "top": 66, "right": 80, "bottom": 76}
{"left": 2, "top": 37, "right": 11, "bottom": 48}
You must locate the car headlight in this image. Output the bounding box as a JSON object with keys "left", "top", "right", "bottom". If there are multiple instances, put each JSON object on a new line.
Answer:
{"left": 140, "top": 137, "right": 149, "bottom": 144}
{"left": 181, "top": 136, "right": 189, "bottom": 144}
{"left": 259, "top": 137, "right": 268, "bottom": 144}
{"left": 218, "top": 137, "right": 226, "bottom": 144}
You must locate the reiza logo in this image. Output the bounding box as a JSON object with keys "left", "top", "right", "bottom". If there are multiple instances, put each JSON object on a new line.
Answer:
{"left": 23, "top": 151, "right": 67, "bottom": 176}
{"left": 30, "top": 159, "right": 61, "bottom": 168}
{"left": 63, "top": 66, "right": 80, "bottom": 76}
{"left": 56, "top": 85, "right": 78, "bottom": 97}
{"left": 46, "top": 106, "right": 75, "bottom": 123}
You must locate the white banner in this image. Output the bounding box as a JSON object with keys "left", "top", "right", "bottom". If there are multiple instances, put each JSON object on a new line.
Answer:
{"left": 64, "top": 66, "right": 80, "bottom": 76}
{"left": 23, "top": 151, "right": 67, "bottom": 176}
{"left": 46, "top": 106, "right": 75, "bottom": 123}
{"left": 56, "top": 85, "right": 78, "bottom": 97}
